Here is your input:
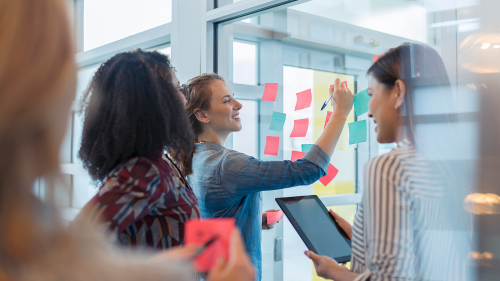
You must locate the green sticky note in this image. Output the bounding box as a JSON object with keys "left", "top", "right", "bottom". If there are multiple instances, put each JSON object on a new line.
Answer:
{"left": 348, "top": 120, "right": 367, "bottom": 145}
{"left": 302, "top": 144, "right": 313, "bottom": 153}
{"left": 269, "top": 111, "right": 286, "bottom": 131}
{"left": 353, "top": 89, "right": 370, "bottom": 117}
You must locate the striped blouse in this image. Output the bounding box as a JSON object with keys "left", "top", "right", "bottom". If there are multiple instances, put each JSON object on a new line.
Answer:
{"left": 79, "top": 152, "right": 200, "bottom": 251}
{"left": 350, "top": 140, "right": 465, "bottom": 281}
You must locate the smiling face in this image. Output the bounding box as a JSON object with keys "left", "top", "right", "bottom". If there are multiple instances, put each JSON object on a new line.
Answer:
{"left": 367, "top": 76, "right": 404, "bottom": 144}
{"left": 205, "top": 79, "right": 243, "bottom": 133}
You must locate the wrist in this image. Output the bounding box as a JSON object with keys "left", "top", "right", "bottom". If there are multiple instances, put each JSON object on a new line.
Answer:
{"left": 331, "top": 110, "right": 349, "bottom": 120}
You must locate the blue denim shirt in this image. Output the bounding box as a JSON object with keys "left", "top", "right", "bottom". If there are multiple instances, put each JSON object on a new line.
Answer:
{"left": 187, "top": 143, "right": 330, "bottom": 281}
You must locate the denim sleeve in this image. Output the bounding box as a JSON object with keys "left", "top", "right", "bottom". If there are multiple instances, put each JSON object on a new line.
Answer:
{"left": 219, "top": 144, "right": 330, "bottom": 196}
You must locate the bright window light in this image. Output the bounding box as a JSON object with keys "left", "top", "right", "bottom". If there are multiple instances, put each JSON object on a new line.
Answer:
{"left": 233, "top": 41, "right": 258, "bottom": 85}
{"left": 84, "top": 0, "right": 172, "bottom": 51}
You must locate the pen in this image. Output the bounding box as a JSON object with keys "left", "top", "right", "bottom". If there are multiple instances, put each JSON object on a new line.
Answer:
{"left": 321, "top": 85, "right": 336, "bottom": 111}
{"left": 321, "top": 82, "right": 356, "bottom": 111}
{"left": 320, "top": 95, "right": 333, "bottom": 111}
{"left": 191, "top": 235, "right": 219, "bottom": 260}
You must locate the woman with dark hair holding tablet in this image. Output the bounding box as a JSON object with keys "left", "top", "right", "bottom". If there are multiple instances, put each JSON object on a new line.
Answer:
{"left": 305, "top": 43, "right": 466, "bottom": 281}
{"left": 182, "top": 74, "right": 354, "bottom": 281}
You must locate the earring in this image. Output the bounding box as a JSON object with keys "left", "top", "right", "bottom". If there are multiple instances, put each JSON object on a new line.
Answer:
{"left": 395, "top": 105, "right": 398, "bottom": 109}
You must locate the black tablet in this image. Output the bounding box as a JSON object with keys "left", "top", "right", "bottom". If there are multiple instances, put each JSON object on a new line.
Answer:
{"left": 276, "top": 195, "right": 352, "bottom": 263}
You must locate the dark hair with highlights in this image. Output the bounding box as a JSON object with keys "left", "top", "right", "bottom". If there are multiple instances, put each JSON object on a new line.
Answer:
{"left": 79, "top": 49, "right": 195, "bottom": 182}
{"left": 366, "top": 43, "right": 450, "bottom": 143}
{"left": 179, "top": 73, "right": 224, "bottom": 175}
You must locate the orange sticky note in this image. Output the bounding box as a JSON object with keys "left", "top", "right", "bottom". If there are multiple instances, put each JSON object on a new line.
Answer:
{"left": 264, "top": 136, "right": 279, "bottom": 156}
{"left": 291, "top": 150, "right": 306, "bottom": 161}
{"left": 324, "top": 111, "right": 333, "bottom": 129}
{"left": 319, "top": 163, "right": 339, "bottom": 186}
{"left": 262, "top": 83, "right": 278, "bottom": 101}
{"left": 185, "top": 218, "right": 235, "bottom": 272}
{"left": 290, "top": 118, "right": 309, "bottom": 137}
{"left": 295, "top": 89, "right": 312, "bottom": 111}
{"left": 266, "top": 210, "right": 284, "bottom": 224}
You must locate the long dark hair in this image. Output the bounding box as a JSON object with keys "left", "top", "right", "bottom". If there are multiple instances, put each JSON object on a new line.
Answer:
{"left": 179, "top": 73, "right": 225, "bottom": 175}
{"left": 79, "top": 49, "right": 194, "bottom": 182}
{"left": 367, "top": 43, "right": 452, "bottom": 143}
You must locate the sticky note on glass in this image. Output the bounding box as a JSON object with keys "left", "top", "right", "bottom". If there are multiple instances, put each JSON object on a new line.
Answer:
{"left": 373, "top": 54, "right": 384, "bottom": 63}
{"left": 319, "top": 163, "right": 339, "bottom": 186}
{"left": 291, "top": 150, "right": 306, "bottom": 161}
{"left": 348, "top": 120, "right": 367, "bottom": 144}
{"left": 264, "top": 136, "right": 279, "bottom": 156}
{"left": 266, "top": 210, "right": 284, "bottom": 224}
{"left": 262, "top": 83, "right": 278, "bottom": 101}
{"left": 269, "top": 111, "right": 286, "bottom": 131}
{"left": 302, "top": 144, "right": 313, "bottom": 153}
{"left": 290, "top": 118, "right": 309, "bottom": 137}
{"left": 185, "top": 218, "right": 235, "bottom": 272}
{"left": 295, "top": 89, "right": 312, "bottom": 111}
{"left": 324, "top": 111, "right": 333, "bottom": 129}
{"left": 353, "top": 89, "right": 370, "bottom": 116}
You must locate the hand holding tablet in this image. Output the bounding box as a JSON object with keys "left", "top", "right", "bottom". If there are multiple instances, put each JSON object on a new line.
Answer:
{"left": 276, "top": 195, "right": 352, "bottom": 263}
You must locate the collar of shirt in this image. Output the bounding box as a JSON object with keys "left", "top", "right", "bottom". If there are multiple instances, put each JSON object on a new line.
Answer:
{"left": 195, "top": 142, "right": 225, "bottom": 152}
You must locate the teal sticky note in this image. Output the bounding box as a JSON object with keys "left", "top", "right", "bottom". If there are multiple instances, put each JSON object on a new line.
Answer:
{"left": 348, "top": 120, "right": 367, "bottom": 144}
{"left": 269, "top": 111, "right": 286, "bottom": 131}
{"left": 302, "top": 144, "right": 313, "bottom": 153}
{"left": 353, "top": 89, "right": 370, "bottom": 117}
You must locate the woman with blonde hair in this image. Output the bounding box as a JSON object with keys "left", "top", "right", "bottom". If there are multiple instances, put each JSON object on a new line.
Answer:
{"left": 0, "top": 0, "right": 254, "bottom": 280}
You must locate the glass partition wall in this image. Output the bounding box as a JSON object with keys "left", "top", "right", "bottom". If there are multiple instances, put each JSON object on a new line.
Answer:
{"left": 214, "top": 1, "right": 476, "bottom": 280}
{"left": 36, "top": 0, "right": 480, "bottom": 280}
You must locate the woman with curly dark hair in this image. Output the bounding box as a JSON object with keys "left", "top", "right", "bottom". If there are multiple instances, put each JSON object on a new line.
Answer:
{"left": 77, "top": 49, "right": 201, "bottom": 251}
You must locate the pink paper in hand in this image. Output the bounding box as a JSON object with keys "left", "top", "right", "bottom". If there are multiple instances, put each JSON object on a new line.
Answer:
{"left": 266, "top": 210, "right": 284, "bottom": 224}
{"left": 324, "top": 111, "right": 333, "bottom": 129}
{"left": 295, "top": 89, "right": 312, "bottom": 111}
{"left": 319, "top": 163, "right": 339, "bottom": 186}
{"left": 264, "top": 136, "right": 279, "bottom": 156}
{"left": 291, "top": 150, "right": 306, "bottom": 161}
{"left": 262, "top": 83, "right": 278, "bottom": 101}
{"left": 185, "top": 218, "right": 235, "bottom": 272}
{"left": 290, "top": 118, "right": 309, "bottom": 137}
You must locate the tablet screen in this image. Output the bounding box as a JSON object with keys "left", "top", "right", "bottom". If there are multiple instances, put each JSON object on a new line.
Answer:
{"left": 276, "top": 196, "right": 352, "bottom": 262}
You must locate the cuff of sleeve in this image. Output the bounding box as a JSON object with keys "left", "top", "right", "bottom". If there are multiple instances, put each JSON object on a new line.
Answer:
{"left": 352, "top": 270, "right": 372, "bottom": 281}
{"left": 303, "top": 144, "right": 330, "bottom": 174}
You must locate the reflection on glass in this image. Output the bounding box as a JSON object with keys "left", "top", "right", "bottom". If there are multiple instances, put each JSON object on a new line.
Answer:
{"left": 290, "top": 0, "right": 427, "bottom": 42}
{"left": 233, "top": 41, "right": 258, "bottom": 85}
{"left": 464, "top": 193, "right": 500, "bottom": 215}
{"left": 84, "top": 0, "right": 172, "bottom": 51}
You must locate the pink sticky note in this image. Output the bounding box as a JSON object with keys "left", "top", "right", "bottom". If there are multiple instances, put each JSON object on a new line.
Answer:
{"left": 373, "top": 54, "right": 384, "bottom": 63}
{"left": 295, "top": 89, "right": 312, "bottom": 111}
{"left": 185, "top": 218, "right": 235, "bottom": 272}
{"left": 262, "top": 83, "right": 278, "bottom": 101}
{"left": 290, "top": 118, "right": 309, "bottom": 137}
{"left": 266, "top": 210, "right": 284, "bottom": 224}
{"left": 324, "top": 111, "right": 333, "bottom": 129}
{"left": 291, "top": 150, "right": 306, "bottom": 161}
{"left": 319, "top": 163, "right": 339, "bottom": 186}
{"left": 264, "top": 136, "right": 279, "bottom": 156}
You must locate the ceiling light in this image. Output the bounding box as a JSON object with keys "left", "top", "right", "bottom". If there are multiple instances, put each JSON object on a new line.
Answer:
{"left": 482, "top": 43, "right": 491, "bottom": 49}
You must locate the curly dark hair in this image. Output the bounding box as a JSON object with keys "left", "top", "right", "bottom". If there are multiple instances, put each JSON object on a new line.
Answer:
{"left": 78, "top": 49, "right": 195, "bottom": 182}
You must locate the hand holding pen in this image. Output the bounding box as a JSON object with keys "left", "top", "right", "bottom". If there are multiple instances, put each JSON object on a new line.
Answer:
{"left": 323, "top": 79, "right": 354, "bottom": 118}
